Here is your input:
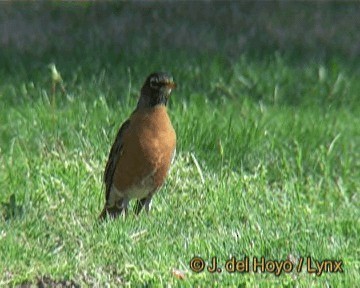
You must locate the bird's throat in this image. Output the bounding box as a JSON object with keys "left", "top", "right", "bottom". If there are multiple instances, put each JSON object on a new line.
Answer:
{"left": 137, "top": 92, "right": 168, "bottom": 109}
{"left": 150, "top": 94, "right": 168, "bottom": 107}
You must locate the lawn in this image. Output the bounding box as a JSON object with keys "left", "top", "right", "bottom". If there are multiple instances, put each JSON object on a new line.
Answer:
{"left": 1, "top": 3, "right": 360, "bottom": 287}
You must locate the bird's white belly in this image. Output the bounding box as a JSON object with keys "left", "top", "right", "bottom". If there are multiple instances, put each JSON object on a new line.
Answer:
{"left": 108, "top": 171, "right": 156, "bottom": 205}
{"left": 125, "top": 181, "right": 152, "bottom": 199}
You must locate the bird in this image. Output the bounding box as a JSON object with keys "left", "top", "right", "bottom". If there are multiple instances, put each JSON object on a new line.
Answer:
{"left": 99, "top": 72, "right": 177, "bottom": 220}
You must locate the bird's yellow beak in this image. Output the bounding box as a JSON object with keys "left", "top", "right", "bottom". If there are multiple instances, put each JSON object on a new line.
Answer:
{"left": 166, "top": 82, "right": 176, "bottom": 89}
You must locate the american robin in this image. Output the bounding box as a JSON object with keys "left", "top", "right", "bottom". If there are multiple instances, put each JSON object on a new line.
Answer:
{"left": 99, "top": 72, "right": 177, "bottom": 220}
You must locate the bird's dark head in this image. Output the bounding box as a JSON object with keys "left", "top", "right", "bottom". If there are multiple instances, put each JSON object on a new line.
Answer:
{"left": 138, "top": 72, "right": 176, "bottom": 108}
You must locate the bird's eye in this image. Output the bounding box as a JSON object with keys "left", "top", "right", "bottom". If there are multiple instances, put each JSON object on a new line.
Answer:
{"left": 150, "top": 78, "right": 159, "bottom": 89}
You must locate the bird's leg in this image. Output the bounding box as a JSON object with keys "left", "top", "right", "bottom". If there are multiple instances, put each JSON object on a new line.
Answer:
{"left": 134, "top": 198, "right": 147, "bottom": 215}
{"left": 120, "top": 198, "right": 129, "bottom": 218}
{"left": 144, "top": 196, "right": 153, "bottom": 213}
{"left": 134, "top": 195, "right": 153, "bottom": 215}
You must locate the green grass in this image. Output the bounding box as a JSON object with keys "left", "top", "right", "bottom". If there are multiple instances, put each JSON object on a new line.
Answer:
{"left": 2, "top": 4, "right": 359, "bottom": 286}
{"left": 0, "top": 49, "right": 359, "bottom": 287}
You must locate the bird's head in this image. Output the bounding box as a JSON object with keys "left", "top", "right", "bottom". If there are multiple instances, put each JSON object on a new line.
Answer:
{"left": 138, "top": 72, "right": 176, "bottom": 108}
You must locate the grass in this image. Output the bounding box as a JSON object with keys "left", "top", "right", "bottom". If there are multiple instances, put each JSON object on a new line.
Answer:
{"left": 0, "top": 50, "right": 359, "bottom": 287}
{"left": 0, "top": 2, "right": 360, "bottom": 286}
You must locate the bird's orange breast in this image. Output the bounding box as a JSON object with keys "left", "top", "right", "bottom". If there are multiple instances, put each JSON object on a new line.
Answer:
{"left": 112, "top": 106, "right": 176, "bottom": 196}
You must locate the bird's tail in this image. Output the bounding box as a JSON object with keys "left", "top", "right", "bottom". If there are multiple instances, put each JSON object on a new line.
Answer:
{"left": 98, "top": 206, "right": 108, "bottom": 221}
{"left": 98, "top": 205, "right": 124, "bottom": 221}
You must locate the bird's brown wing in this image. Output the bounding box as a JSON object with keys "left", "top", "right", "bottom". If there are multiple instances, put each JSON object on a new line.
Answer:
{"left": 104, "top": 119, "right": 131, "bottom": 201}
